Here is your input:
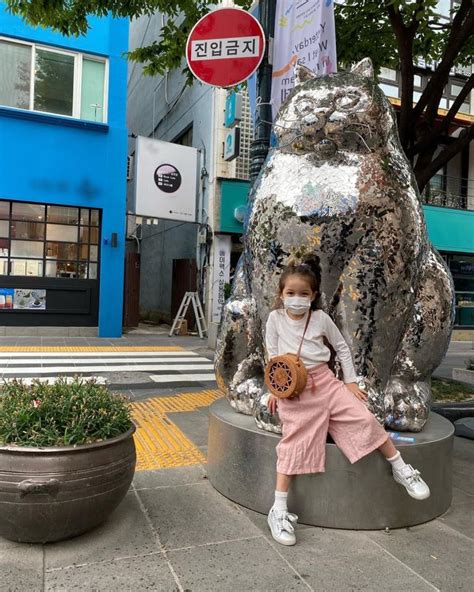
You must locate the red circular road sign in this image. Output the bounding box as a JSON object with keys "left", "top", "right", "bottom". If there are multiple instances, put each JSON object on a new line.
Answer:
{"left": 186, "top": 7, "right": 265, "bottom": 87}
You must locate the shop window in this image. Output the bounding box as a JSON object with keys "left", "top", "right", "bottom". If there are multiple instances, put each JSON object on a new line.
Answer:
{"left": 0, "top": 200, "right": 100, "bottom": 280}
{"left": 10, "top": 259, "right": 43, "bottom": 276}
{"left": 12, "top": 202, "right": 45, "bottom": 221}
{"left": 46, "top": 242, "right": 78, "bottom": 260}
{"left": 0, "top": 38, "right": 108, "bottom": 123}
{"left": 11, "top": 240, "right": 43, "bottom": 258}
{"left": 10, "top": 221, "right": 45, "bottom": 240}
{"left": 46, "top": 224, "right": 78, "bottom": 242}
{"left": 0, "top": 202, "right": 9, "bottom": 219}
{"left": 0, "top": 221, "right": 9, "bottom": 237}
{"left": 48, "top": 206, "right": 80, "bottom": 225}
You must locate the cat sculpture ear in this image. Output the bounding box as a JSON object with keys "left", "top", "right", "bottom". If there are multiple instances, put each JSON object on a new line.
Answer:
{"left": 294, "top": 63, "right": 317, "bottom": 86}
{"left": 351, "top": 58, "right": 374, "bottom": 80}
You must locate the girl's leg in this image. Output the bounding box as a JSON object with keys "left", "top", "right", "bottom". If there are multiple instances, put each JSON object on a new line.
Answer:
{"left": 268, "top": 472, "right": 297, "bottom": 546}
{"left": 276, "top": 472, "right": 293, "bottom": 493}
{"left": 377, "top": 437, "right": 430, "bottom": 500}
{"left": 377, "top": 436, "right": 398, "bottom": 459}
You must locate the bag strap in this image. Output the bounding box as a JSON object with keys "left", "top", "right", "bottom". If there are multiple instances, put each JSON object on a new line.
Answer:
{"left": 296, "top": 310, "right": 312, "bottom": 362}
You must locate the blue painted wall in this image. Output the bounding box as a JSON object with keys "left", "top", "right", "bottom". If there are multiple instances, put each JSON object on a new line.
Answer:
{"left": 0, "top": 5, "right": 129, "bottom": 337}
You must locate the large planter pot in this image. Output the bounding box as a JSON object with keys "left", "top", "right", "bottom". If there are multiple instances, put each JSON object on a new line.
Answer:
{"left": 0, "top": 425, "right": 136, "bottom": 543}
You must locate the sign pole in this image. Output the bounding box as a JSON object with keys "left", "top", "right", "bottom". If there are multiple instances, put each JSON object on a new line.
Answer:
{"left": 249, "top": 0, "right": 276, "bottom": 184}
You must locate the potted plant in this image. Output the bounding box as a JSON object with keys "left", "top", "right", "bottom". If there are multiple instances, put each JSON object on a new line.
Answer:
{"left": 0, "top": 378, "right": 136, "bottom": 543}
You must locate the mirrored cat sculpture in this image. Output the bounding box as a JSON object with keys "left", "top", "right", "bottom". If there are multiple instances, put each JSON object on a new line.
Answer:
{"left": 215, "top": 58, "right": 455, "bottom": 433}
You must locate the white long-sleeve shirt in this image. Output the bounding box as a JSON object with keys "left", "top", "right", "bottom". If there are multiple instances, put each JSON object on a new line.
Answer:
{"left": 265, "top": 309, "right": 358, "bottom": 384}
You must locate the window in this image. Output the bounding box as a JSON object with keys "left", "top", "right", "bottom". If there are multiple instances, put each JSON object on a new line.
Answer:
{"left": 0, "top": 200, "right": 100, "bottom": 279}
{"left": 0, "top": 38, "right": 108, "bottom": 123}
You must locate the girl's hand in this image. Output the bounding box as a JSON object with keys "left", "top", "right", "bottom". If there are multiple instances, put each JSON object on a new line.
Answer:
{"left": 267, "top": 395, "right": 278, "bottom": 414}
{"left": 345, "top": 383, "right": 368, "bottom": 402}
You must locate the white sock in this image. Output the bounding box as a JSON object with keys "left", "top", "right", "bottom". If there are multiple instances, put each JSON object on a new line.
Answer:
{"left": 273, "top": 490, "right": 288, "bottom": 512}
{"left": 387, "top": 451, "right": 407, "bottom": 472}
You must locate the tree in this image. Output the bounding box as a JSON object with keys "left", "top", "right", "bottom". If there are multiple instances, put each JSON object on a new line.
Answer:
{"left": 6, "top": 0, "right": 473, "bottom": 191}
{"left": 336, "top": 0, "right": 474, "bottom": 192}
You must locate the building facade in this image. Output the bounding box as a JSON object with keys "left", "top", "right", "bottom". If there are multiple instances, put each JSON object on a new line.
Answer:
{"left": 0, "top": 5, "right": 129, "bottom": 337}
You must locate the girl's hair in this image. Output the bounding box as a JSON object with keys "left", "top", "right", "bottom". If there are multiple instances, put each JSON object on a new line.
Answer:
{"left": 275, "top": 256, "right": 322, "bottom": 311}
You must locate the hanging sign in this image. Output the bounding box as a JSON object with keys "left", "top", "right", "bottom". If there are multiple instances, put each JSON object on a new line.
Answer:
{"left": 186, "top": 7, "right": 265, "bottom": 87}
{"left": 134, "top": 137, "right": 198, "bottom": 222}
{"left": 271, "top": 0, "right": 337, "bottom": 117}
{"left": 223, "top": 127, "right": 241, "bottom": 161}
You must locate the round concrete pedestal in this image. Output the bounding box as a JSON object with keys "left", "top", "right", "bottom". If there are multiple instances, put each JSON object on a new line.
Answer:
{"left": 207, "top": 399, "right": 453, "bottom": 529}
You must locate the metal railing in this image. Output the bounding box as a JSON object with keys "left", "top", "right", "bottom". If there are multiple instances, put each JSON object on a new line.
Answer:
{"left": 421, "top": 189, "right": 471, "bottom": 210}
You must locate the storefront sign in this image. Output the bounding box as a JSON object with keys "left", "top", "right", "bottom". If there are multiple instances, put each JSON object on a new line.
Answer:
{"left": 212, "top": 235, "right": 231, "bottom": 323}
{"left": 134, "top": 137, "right": 198, "bottom": 222}
{"left": 186, "top": 7, "right": 265, "bottom": 87}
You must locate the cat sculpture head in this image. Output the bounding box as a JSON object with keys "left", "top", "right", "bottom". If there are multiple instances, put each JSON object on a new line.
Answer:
{"left": 274, "top": 58, "right": 398, "bottom": 163}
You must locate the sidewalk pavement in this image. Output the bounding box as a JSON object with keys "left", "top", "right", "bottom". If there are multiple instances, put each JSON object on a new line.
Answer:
{"left": 1, "top": 332, "right": 473, "bottom": 591}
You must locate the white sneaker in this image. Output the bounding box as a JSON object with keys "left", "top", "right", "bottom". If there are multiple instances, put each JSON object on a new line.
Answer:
{"left": 393, "top": 464, "right": 430, "bottom": 500}
{"left": 267, "top": 506, "right": 298, "bottom": 546}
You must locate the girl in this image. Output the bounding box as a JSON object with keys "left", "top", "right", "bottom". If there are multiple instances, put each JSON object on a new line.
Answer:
{"left": 266, "top": 260, "right": 430, "bottom": 546}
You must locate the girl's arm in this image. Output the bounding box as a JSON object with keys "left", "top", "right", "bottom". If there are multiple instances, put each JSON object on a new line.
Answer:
{"left": 322, "top": 313, "right": 358, "bottom": 383}
{"left": 265, "top": 312, "right": 279, "bottom": 360}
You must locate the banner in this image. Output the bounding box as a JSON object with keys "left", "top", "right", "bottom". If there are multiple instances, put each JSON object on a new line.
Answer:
{"left": 211, "top": 235, "right": 231, "bottom": 324}
{"left": 271, "top": 0, "right": 337, "bottom": 118}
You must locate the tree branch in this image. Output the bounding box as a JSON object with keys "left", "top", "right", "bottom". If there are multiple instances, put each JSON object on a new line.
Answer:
{"left": 415, "top": 125, "right": 474, "bottom": 191}
{"left": 410, "top": 73, "right": 474, "bottom": 157}
{"left": 413, "top": 0, "right": 474, "bottom": 121}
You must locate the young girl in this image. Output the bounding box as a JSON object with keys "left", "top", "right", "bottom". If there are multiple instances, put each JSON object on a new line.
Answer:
{"left": 266, "top": 261, "right": 430, "bottom": 546}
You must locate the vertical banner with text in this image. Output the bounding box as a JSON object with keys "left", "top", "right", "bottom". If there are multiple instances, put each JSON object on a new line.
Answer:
{"left": 271, "top": 0, "right": 337, "bottom": 118}
{"left": 212, "top": 235, "right": 232, "bottom": 324}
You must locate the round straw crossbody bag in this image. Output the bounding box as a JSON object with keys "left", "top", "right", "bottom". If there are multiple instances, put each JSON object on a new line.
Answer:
{"left": 264, "top": 311, "right": 311, "bottom": 399}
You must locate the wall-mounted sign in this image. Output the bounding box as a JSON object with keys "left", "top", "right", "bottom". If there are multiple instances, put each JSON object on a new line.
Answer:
{"left": 13, "top": 289, "right": 46, "bottom": 310}
{"left": 0, "top": 288, "right": 14, "bottom": 310}
{"left": 186, "top": 7, "right": 265, "bottom": 87}
{"left": 224, "top": 127, "right": 241, "bottom": 162}
{"left": 225, "top": 92, "right": 242, "bottom": 128}
{"left": 134, "top": 137, "right": 198, "bottom": 222}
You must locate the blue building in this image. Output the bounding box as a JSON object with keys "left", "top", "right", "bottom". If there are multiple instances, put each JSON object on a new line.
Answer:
{"left": 0, "top": 5, "right": 128, "bottom": 337}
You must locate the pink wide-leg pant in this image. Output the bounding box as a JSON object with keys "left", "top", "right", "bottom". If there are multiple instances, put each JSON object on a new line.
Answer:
{"left": 276, "top": 363, "right": 388, "bottom": 475}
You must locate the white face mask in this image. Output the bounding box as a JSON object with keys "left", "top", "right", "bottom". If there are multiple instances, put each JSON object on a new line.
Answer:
{"left": 283, "top": 296, "right": 311, "bottom": 315}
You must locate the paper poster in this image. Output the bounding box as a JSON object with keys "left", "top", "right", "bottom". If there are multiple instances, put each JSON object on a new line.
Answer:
{"left": 0, "top": 288, "right": 14, "bottom": 310}
{"left": 13, "top": 289, "right": 46, "bottom": 310}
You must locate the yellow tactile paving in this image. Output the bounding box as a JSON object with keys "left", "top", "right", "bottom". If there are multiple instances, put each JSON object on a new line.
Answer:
{"left": 132, "top": 389, "right": 224, "bottom": 471}
{"left": 0, "top": 346, "right": 184, "bottom": 352}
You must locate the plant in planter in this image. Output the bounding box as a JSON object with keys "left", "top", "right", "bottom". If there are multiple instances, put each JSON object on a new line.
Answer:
{"left": 0, "top": 378, "right": 136, "bottom": 544}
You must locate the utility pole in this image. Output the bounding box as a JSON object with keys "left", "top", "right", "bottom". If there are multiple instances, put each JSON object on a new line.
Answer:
{"left": 249, "top": 0, "right": 276, "bottom": 184}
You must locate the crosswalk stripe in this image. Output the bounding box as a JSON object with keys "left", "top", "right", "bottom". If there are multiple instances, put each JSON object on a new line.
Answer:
{"left": 0, "top": 363, "right": 216, "bottom": 375}
{"left": 2, "top": 356, "right": 208, "bottom": 366}
{"left": 149, "top": 374, "right": 217, "bottom": 383}
{"left": 0, "top": 351, "right": 200, "bottom": 358}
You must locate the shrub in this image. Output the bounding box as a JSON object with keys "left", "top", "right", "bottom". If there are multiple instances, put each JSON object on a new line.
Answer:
{"left": 0, "top": 378, "right": 133, "bottom": 447}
